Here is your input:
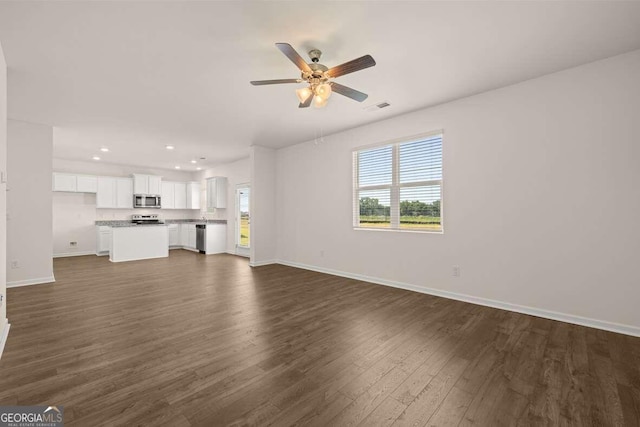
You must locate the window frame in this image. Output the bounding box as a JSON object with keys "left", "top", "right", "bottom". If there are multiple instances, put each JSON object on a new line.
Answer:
{"left": 352, "top": 130, "right": 444, "bottom": 233}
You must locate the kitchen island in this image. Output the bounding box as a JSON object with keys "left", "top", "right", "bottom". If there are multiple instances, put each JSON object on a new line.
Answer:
{"left": 109, "top": 224, "right": 168, "bottom": 262}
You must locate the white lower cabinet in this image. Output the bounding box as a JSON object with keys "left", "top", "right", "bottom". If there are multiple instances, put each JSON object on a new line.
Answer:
{"left": 180, "top": 224, "right": 190, "bottom": 247}
{"left": 188, "top": 226, "right": 197, "bottom": 249}
{"left": 205, "top": 223, "right": 226, "bottom": 254}
{"left": 178, "top": 224, "right": 197, "bottom": 249}
{"left": 168, "top": 224, "right": 179, "bottom": 247}
{"left": 96, "top": 226, "right": 112, "bottom": 255}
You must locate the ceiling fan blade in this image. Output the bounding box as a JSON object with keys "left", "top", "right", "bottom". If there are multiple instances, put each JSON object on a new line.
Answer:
{"left": 327, "top": 55, "right": 376, "bottom": 78}
{"left": 330, "top": 82, "right": 369, "bottom": 102}
{"left": 250, "top": 79, "right": 300, "bottom": 86}
{"left": 298, "top": 92, "right": 313, "bottom": 108}
{"left": 276, "top": 43, "right": 312, "bottom": 73}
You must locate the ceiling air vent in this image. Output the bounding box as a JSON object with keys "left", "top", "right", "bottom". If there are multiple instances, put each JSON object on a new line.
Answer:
{"left": 364, "top": 101, "right": 391, "bottom": 112}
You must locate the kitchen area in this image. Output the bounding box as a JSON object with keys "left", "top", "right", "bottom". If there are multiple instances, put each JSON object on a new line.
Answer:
{"left": 53, "top": 168, "right": 234, "bottom": 262}
{"left": 97, "top": 214, "right": 226, "bottom": 262}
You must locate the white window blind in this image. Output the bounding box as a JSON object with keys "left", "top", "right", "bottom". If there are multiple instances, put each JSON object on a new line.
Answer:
{"left": 353, "top": 132, "right": 443, "bottom": 232}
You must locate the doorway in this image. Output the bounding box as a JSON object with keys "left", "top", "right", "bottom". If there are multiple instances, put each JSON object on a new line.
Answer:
{"left": 236, "top": 185, "right": 250, "bottom": 252}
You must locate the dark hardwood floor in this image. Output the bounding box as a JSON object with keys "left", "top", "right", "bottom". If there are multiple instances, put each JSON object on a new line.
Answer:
{"left": 1, "top": 250, "right": 639, "bottom": 426}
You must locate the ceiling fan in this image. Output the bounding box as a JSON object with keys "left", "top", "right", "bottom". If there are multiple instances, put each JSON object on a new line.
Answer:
{"left": 250, "top": 43, "right": 376, "bottom": 109}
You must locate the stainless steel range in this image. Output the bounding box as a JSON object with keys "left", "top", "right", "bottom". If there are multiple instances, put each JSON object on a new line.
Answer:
{"left": 131, "top": 214, "right": 164, "bottom": 224}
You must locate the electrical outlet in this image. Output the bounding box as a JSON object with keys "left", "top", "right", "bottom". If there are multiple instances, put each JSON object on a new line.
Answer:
{"left": 70, "top": 241, "right": 78, "bottom": 247}
{"left": 452, "top": 265, "right": 460, "bottom": 277}
{"left": 10, "top": 260, "right": 19, "bottom": 269}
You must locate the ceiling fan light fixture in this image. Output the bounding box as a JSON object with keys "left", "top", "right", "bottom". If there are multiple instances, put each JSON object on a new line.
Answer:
{"left": 296, "top": 87, "right": 313, "bottom": 103}
{"left": 251, "top": 43, "right": 375, "bottom": 109}
{"left": 313, "top": 95, "right": 328, "bottom": 108}
{"left": 315, "top": 83, "right": 332, "bottom": 100}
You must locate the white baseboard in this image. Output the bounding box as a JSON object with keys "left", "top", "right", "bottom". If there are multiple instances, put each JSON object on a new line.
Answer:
{"left": 249, "top": 259, "right": 277, "bottom": 267}
{"left": 7, "top": 275, "right": 56, "bottom": 288}
{"left": 0, "top": 319, "right": 10, "bottom": 360}
{"left": 227, "top": 250, "right": 250, "bottom": 258}
{"left": 53, "top": 251, "right": 95, "bottom": 258}
{"left": 276, "top": 260, "right": 640, "bottom": 338}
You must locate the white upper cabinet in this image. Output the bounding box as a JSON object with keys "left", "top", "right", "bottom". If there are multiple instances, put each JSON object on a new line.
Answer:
{"left": 161, "top": 182, "right": 191, "bottom": 210}
{"left": 149, "top": 175, "right": 162, "bottom": 195}
{"left": 96, "top": 177, "right": 117, "bottom": 208}
{"left": 53, "top": 173, "right": 77, "bottom": 192}
{"left": 133, "top": 174, "right": 162, "bottom": 195}
{"left": 53, "top": 173, "right": 98, "bottom": 193}
{"left": 161, "top": 182, "right": 175, "bottom": 209}
{"left": 186, "top": 182, "right": 201, "bottom": 210}
{"left": 76, "top": 175, "right": 98, "bottom": 193}
{"left": 116, "top": 178, "right": 133, "bottom": 208}
{"left": 133, "top": 174, "right": 147, "bottom": 194}
{"left": 174, "top": 182, "right": 187, "bottom": 209}
{"left": 206, "top": 177, "right": 227, "bottom": 210}
{"left": 97, "top": 177, "right": 133, "bottom": 209}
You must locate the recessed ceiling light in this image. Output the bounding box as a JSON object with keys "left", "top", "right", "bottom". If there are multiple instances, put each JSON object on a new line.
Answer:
{"left": 100, "top": 147, "right": 109, "bottom": 152}
{"left": 166, "top": 145, "right": 175, "bottom": 150}
{"left": 190, "top": 160, "right": 197, "bottom": 164}
{"left": 92, "top": 156, "right": 101, "bottom": 161}
{"left": 196, "top": 167, "right": 202, "bottom": 171}
{"left": 175, "top": 166, "right": 181, "bottom": 169}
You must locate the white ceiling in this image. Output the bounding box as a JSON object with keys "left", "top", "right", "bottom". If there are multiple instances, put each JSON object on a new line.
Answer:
{"left": 1, "top": 1, "right": 639, "bottom": 171}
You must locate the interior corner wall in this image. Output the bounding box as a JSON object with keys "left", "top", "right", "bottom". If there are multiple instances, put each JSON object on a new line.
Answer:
{"left": 250, "top": 146, "right": 277, "bottom": 266}
{"left": 0, "top": 42, "right": 8, "bottom": 336}
{"left": 275, "top": 49, "right": 640, "bottom": 334}
{"left": 7, "top": 120, "right": 54, "bottom": 286}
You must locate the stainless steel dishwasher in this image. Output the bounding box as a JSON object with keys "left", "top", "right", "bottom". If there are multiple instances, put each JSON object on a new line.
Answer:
{"left": 196, "top": 224, "right": 206, "bottom": 254}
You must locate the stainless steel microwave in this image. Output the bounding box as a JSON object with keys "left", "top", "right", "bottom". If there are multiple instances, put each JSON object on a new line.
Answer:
{"left": 133, "top": 194, "right": 161, "bottom": 208}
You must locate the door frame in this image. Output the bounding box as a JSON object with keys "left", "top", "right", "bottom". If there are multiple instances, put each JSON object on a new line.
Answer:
{"left": 235, "top": 184, "right": 250, "bottom": 255}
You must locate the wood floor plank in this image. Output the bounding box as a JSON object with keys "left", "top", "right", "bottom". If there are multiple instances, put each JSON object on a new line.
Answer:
{"left": 392, "top": 356, "right": 470, "bottom": 426}
{"left": 0, "top": 252, "right": 638, "bottom": 426}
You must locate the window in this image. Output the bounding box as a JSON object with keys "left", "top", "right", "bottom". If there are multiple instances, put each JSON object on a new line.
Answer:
{"left": 353, "top": 132, "right": 443, "bottom": 232}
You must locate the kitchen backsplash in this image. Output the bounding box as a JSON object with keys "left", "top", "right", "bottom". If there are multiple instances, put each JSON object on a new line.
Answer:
{"left": 96, "top": 208, "right": 201, "bottom": 220}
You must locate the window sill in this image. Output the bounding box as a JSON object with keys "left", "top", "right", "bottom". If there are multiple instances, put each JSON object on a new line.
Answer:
{"left": 353, "top": 227, "right": 444, "bottom": 235}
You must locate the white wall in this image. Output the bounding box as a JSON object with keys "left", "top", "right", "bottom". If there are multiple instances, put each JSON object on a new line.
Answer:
{"left": 276, "top": 50, "right": 640, "bottom": 334}
{"left": 7, "top": 120, "right": 54, "bottom": 286}
{"left": 52, "top": 158, "right": 201, "bottom": 256}
{"left": 0, "top": 42, "right": 8, "bottom": 346}
{"left": 198, "top": 157, "right": 250, "bottom": 254}
{"left": 251, "top": 146, "right": 277, "bottom": 265}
